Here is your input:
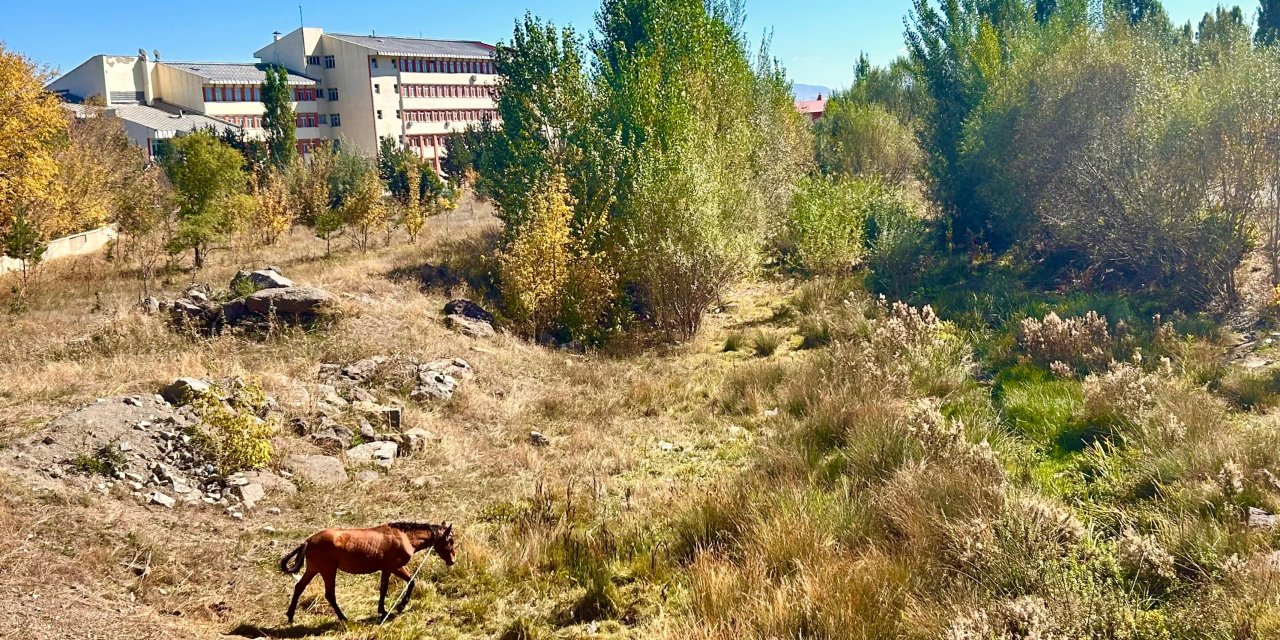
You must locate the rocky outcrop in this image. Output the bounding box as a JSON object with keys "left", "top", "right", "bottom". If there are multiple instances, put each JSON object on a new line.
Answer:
{"left": 319, "top": 356, "right": 474, "bottom": 404}
{"left": 345, "top": 441, "right": 398, "bottom": 469}
{"left": 444, "top": 314, "right": 496, "bottom": 338}
{"left": 160, "top": 377, "right": 212, "bottom": 405}
{"left": 245, "top": 286, "right": 337, "bottom": 318}
{"left": 164, "top": 269, "right": 340, "bottom": 334}
{"left": 231, "top": 268, "right": 294, "bottom": 294}
{"left": 282, "top": 454, "right": 348, "bottom": 486}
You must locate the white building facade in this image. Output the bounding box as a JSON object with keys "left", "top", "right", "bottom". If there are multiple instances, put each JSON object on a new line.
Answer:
{"left": 48, "top": 28, "right": 498, "bottom": 169}
{"left": 254, "top": 28, "right": 498, "bottom": 170}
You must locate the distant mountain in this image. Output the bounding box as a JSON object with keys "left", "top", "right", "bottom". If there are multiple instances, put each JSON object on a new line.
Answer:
{"left": 792, "top": 83, "right": 833, "bottom": 101}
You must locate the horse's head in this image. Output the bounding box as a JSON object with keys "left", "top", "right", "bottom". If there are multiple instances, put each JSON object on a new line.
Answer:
{"left": 432, "top": 522, "right": 456, "bottom": 566}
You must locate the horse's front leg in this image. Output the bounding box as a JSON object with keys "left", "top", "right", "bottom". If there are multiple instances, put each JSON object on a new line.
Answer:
{"left": 391, "top": 566, "right": 416, "bottom": 613}
{"left": 377, "top": 570, "right": 391, "bottom": 620}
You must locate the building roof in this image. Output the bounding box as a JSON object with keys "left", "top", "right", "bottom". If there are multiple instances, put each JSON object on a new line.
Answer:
{"left": 325, "top": 33, "right": 495, "bottom": 59}
{"left": 162, "top": 62, "right": 318, "bottom": 85}
{"left": 795, "top": 98, "right": 827, "bottom": 116}
{"left": 63, "top": 100, "right": 239, "bottom": 135}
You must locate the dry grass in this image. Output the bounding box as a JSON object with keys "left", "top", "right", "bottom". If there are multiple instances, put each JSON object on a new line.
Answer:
{"left": 8, "top": 198, "right": 1279, "bottom": 639}
{"left": 0, "top": 197, "right": 778, "bottom": 638}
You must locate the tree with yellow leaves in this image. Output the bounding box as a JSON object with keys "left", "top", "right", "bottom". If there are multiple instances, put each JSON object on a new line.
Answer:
{"left": 39, "top": 104, "right": 148, "bottom": 238}
{"left": 498, "top": 171, "right": 614, "bottom": 340}
{"left": 402, "top": 155, "right": 426, "bottom": 242}
{"left": 342, "top": 163, "right": 389, "bottom": 252}
{"left": 252, "top": 169, "right": 294, "bottom": 245}
{"left": 0, "top": 43, "right": 67, "bottom": 237}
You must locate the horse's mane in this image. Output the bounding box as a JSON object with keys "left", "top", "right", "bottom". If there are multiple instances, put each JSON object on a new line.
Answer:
{"left": 389, "top": 521, "right": 443, "bottom": 533}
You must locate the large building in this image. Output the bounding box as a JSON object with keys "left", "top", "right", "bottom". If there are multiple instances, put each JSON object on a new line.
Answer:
{"left": 255, "top": 28, "right": 498, "bottom": 169}
{"left": 47, "top": 27, "right": 498, "bottom": 170}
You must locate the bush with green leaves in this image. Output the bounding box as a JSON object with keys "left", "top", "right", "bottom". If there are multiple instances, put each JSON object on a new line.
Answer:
{"left": 783, "top": 175, "right": 914, "bottom": 277}
{"left": 814, "top": 100, "right": 920, "bottom": 183}
{"left": 187, "top": 380, "right": 275, "bottom": 474}
{"left": 477, "top": 0, "right": 810, "bottom": 341}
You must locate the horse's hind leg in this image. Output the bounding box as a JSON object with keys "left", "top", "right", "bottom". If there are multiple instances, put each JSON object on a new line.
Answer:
{"left": 321, "top": 569, "right": 348, "bottom": 623}
{"left": 286, "top": 569, "right": 316, "bottom": 624}
{"left": 377, "top": 570, "right": 391, "bottom": 619}
{"left": 391, "top": 566, "right": 416, "bottom": 614}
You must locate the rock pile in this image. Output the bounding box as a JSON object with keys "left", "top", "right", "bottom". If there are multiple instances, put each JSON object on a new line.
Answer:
{"left": 4, "top": 389, "right": 295, "bottom": 517}
{"left": 318, "top": 355, "right": 474, "bottom": 403}
{"left": 163, "top": 268, "right": 339, "bottom": 332}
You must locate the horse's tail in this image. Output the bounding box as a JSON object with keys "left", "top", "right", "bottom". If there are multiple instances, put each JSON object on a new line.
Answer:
{"left": 279, "top": 543, "right": 306, "bottom": 575}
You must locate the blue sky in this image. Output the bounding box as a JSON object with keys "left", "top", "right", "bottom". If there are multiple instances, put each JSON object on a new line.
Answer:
{"left": 0, "top": 0, "right": 1250, "bottom": 89}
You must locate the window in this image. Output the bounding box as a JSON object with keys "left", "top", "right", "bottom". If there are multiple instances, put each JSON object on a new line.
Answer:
{"left": 327, "top": 88, "right": 338, "bottom": 101}
{"left": 324, "top": 55, "right": 336, "bottom": 68}
{"left": 319, "top": 114, "right": 328, "bottom": 125}
{"left": 370, "top": 57, "right": 378, "bottom": 69}
{"left": 395, "top": 109, "right": 401, "bottom": 119}
{"left": 376, "top": 109, "right": 383, "bottom": 120}
{"left": 331, "top": 114, "right": 341, "bottom": 126}
{"left": 307, "top": 55, "right": 321, "bottom": 65}
{"left": 203, "top": 87, "right": 214, "bottom": 102}
{"left": 393, "top": 84, "right": 398, "bottom": 93}
{"left": 392, "top": 58, "right": 398, "bottom": 69}
{"left": 374, "top": 84, "right": 380, "bottom": 94}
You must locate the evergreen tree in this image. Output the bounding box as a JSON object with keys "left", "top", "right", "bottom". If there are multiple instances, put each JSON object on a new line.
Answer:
{"left": 261, "top": 66, "right": 297, "bottom": 168}
{"left": 2, "top": 206, "right": 45, "bottom": 293}
{"left": 1260, "top": 0, "right": 1280, "bottom": 46}
{"left": 1035, "top": 0, "right": 1060, "bottom": 23}
{"left": 1111, "top": 0, "right": 1170, "bottom": 27}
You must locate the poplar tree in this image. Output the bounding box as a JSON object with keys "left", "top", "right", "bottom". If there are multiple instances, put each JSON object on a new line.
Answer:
{"left": 261, "top": 66, "right": 296, "bottom": 168}
{"left": 1260, "top": 0, "right": 1280, "bottom": 46}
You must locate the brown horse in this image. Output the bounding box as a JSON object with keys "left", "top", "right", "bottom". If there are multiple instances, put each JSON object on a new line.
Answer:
{"left": 278, "top": 521, "right": 455, "bottom": 624}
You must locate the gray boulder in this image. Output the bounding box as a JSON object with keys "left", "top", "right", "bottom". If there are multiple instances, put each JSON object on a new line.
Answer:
{"left": 161, "top": 377, "right": 212, "bottom": 405}
{"left": 346, "top": 441, "right": 398, "bottom": 469}
{"left": 402, "top": 428, "right": 434, "bottom": 454}
{"left": 149, "top": 491, "right": 176, "bottom": 508}
{"left": 411, "top": 370, "right": 457, "bottom": 402}
{"left": 241, "top": 470, "right": 297, "bottom": 496}
{"left": 310, "top": 424, "right": 354, "bottom": 451}
{"left": 282, "top": 454, "right": 348, "bottom": 486}
{"left": 424, "top": 357, "right": 474, "bottom": 381}
{"left": 232, "top": 268, "right": 295, "bottom": 294}
{"left": 1248, "top": 507, "right": 1278, "bottom": 529}
{"left": 245, "top": 286, "right": 337, "bottom": 318}
{"left": 221, "top": 299, "right": 249, "bottom": 324}
{"left": 238, "top": 483, "right": 266, "bottom": 510}
{"left": 444, "top": 314, "right": 495, "bottom": 338}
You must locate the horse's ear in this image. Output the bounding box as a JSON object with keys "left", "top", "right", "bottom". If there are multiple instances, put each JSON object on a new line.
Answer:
{"left": 444, "top": 521, "right": 453, "bottom": 534}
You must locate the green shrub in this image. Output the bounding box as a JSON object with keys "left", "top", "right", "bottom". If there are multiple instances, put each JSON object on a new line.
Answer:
{"left": 73, "top": 441, "right": 127, "bottom": 477}
{"left": 814, "top": 101, "right": 921, "bottom": 183}
{"left": 188, "top": 380, "right": 276, "bottom": 473}
{"left": 863, "top": 194, "right": 927, "bottom": 299}
{"left": 784, "top": 175, "right": 906, "bottom": 276}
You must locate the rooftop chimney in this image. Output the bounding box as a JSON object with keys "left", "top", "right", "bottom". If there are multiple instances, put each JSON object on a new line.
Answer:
{"left": 817, "top": 93, "right": 824, "bottom": 101}
{"left": 273, "top": 31, "right": 282, "bottom": 42}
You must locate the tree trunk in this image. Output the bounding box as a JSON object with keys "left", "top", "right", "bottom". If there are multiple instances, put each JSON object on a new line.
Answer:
{"left": 194, "top": 243, "right": 205, "bottom": 270}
